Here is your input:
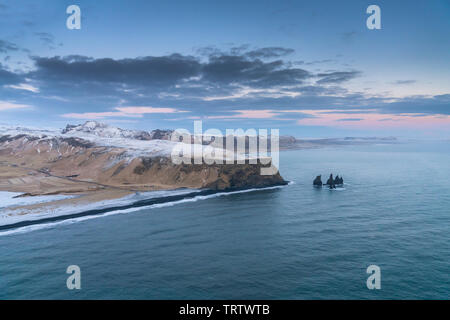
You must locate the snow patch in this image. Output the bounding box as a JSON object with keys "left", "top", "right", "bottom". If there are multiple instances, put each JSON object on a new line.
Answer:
{"left": 0, "top": 191, "right": 77, "bottom": 210}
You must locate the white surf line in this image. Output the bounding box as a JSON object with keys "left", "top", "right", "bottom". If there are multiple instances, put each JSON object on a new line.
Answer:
{"left": 0, "top": 184, "right": 290, "bottom": 237}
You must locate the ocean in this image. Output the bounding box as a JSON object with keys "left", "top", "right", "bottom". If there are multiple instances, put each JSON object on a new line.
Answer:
{"left": 0, "top": 142, "right": 449, "bottom": 299}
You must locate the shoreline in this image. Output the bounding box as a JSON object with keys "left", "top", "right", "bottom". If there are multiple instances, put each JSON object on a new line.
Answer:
{"left": 0, "top": 184, "right": 288, "bottom": 232}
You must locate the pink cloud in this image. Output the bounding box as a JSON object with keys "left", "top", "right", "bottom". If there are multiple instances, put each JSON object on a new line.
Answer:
{"left": 62, "top": 106, "right": 187, "bottom": 120}
{"left": 207, "top": 109, "right": 280, "bottom": 120}
{"left": 61, "top": 112, "right": 142, "bottom": 120}
{"left": 116, "top": 106, "right": 186, "bottom": 114}
{"left": 296, "top": 109, "right": 450, "bottom": 129}
{"left": 0, "top": 101, "right": 33, "bottom": 111}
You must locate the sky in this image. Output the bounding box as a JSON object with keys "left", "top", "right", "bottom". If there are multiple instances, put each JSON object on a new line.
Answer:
{"left": 0, "top": 0, "right": 449, "bottom": 138}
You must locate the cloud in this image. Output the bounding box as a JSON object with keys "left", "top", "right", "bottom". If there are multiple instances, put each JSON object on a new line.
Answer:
{"left": 302, "top": 59, "right": 335, "bottom": 66}
{"left": 378, "top": 95, "right": 450, "bottom": 115}
{"left": 2, "top": 46, "right": 448, "bottom": 127}
{"left": 30, "top": 52, "right": 311, "bottom": 90}
{"left": 0, "top": 101, "right": 32, "bottom": 111}
{"left": 297, "top": 109, "right": 450, "bottom": 129}
{"left": 197, "top": 109, "right": 314, "bottom": 121}
{"left": 0, "top": 64, "right": 22, "bottom": 85}
{"left": 197, "top": 44, "right": 257, "bottom": 58}
{"left": 394, "top": 80, "right": 416, "bottom": 85}
{"left": 336, "top": 118, "right": 364, "bottom": 122}
{"left": 0, "top": 40, "right": 19, "bottom": 53}
{"left": 202, "top": 55, "right": 310, "bottom": 87}
{"left": 23, "top": 49, "right": 318, "bottom": 105}
{"left": 5, "top": 83, "right": 39, "bottom": 93}
{"left": 316, "top": 71, "right": 360, "bottom": 84}
{"left": 245, "top": 47, "right": 295, "bottom": 59}
{"left": 61, "top": 112, "right": 137, "bottom": 120}
{"left": 207, "top": 109, "right": 280, "bottom": 120}
{"left": 34, "top": 32, "right": 56, "bottom": 48}
{"left": 62, "top": 106, "right": 187, "bottom": 120}
{"left": 116, "top": 106, "right": 187, "bottom": 114}
{"left": 30, "top": 54, "right": 202, "bottom": 87}
{"left": 341, "top": 31, "right": 358, "bottom": 43}
{"left": 23, "top": 20, "right": 35, "bottom": 27}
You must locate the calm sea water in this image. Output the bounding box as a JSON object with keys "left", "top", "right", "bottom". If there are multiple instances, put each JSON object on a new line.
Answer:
{"left": 1, "top": 142, "right": 449, "bottom": 299}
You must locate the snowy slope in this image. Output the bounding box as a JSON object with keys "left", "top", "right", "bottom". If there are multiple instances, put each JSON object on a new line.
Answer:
{"left": 0, "top": 121, "right": 240, "bottom": 160}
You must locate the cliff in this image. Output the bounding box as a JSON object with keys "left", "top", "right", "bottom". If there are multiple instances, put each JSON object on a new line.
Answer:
{"left": 0, "top": 122, "right": 286, "bottom": 198}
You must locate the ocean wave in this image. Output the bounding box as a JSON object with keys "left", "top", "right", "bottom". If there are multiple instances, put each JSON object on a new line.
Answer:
{"left": 0, "top": 189, "right": 200, "bottom": 227}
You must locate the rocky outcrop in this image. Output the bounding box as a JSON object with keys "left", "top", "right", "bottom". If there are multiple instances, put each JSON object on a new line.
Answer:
{"left": 334, "top": 175, "right": 344, "bottom": 185}
{"left": 314, "top": 173, "right": 344, "bottom": 188}
{"left": 126, "top": 157, "right": 286, "bottom": 190}
{"left": 0, "top": 126, "right": 286, "bottom": 194}
{"left": 326, "top": 174, "right": 335, "bottom": 188}
{"left": 313, "top": 175, "right": 323, "bottom": 187}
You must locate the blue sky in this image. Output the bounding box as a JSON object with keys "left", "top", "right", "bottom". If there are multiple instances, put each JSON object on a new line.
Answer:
{"left": 0, "top": 0, "right": 449, "bottom": 137}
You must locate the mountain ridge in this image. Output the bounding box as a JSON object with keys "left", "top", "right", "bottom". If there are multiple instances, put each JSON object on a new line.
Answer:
{"left": 0, "top": 122, "right": 286, "bottom": 203}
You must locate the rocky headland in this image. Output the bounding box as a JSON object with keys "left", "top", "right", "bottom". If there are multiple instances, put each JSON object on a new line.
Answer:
{"left": 0, "top": 121, "right": 286, "bottom": 217}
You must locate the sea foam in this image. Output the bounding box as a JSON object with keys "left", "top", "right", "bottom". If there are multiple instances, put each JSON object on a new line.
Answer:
{"left": 0, "top": 185, "right": 288, "bottom": 236}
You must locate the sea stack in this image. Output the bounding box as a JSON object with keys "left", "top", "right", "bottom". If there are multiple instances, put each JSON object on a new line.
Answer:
{"left": 313, "top": 175, "right": 323, "bottom": 187}
{"left": 334, "top": 175, "right": 344, "bottom": 185}
{"left": 326, "top": 174, "right": 336, "bottom": 189}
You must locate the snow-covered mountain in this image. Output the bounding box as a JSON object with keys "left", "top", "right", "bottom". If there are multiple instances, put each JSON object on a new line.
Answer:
{"left": 0, "top": 122, "right": 285, "bottom": 193}
{"left": 0, "top": 121, "right": 179, "bottom": 159}
{"left": 61, "top": 121, "right": 172, "bottom": 141}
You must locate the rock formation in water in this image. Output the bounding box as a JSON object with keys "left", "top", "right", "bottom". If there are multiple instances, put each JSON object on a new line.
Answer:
{"left": 313, "top": 175, "right": 323, "bottom": 187}
{"left": 313, "top": 173, "right": 344, "bottom": 188}
{"left": 334, "top": 175, "right": 344, "bottom": 185}
{"left": 326, "top": 174, "right": 336, "bottom": 189}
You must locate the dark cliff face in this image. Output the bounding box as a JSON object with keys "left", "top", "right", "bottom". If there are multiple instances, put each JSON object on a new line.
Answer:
{"left": 0, "top": 133, "right": 287, "bottom": 192}
{"left": 130, "top": 157, "right": 287, "bottom": 191}
{"left": 204, "top": 163, "right": 287, "bottom": 190}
